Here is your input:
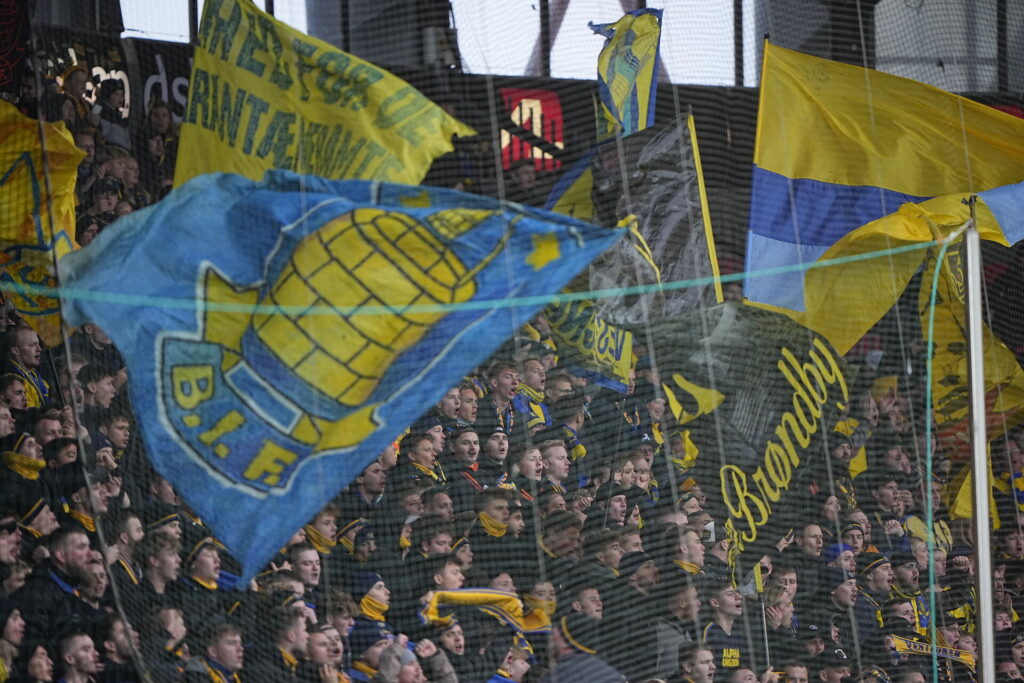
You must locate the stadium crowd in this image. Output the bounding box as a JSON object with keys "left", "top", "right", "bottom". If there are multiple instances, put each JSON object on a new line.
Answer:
{"left": 0, "top": 71, "right": 1020, "bottom": 683}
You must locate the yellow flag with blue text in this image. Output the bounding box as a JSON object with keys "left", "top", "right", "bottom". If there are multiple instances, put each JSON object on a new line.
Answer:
{"left": 0, "top": 101, "right": 83, "bottom": 346}
{"left": 591, "top": 8, "right": 663, "bottom": 142}
{"left": 174, "top": 0, "right": 474, "bottom": 187}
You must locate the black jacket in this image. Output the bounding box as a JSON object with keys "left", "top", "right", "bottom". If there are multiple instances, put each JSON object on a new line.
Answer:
{"left": 13, "top": 562, "right": 89, "bottom": 649}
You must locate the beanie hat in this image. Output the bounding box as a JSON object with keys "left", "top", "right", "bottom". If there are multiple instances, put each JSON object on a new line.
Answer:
{"left": 348, "top": 617, "right": 393, "bottom": 658}
{"left": 823, "top": 543, "right": 854, "bottom": 563}
{"left": 857, "top": 551, "right": 890, "bottom": 577}
{"left": 557, "top": 614, "right": 602, "bottom": 655}
{"left": 618, "top": 551, "right": 653, "bottom": 579}
{"left": 348, "top": 571, "right": 385, "bottom": 602}
{"left": 825, "top": 567, "right": 856, "bottom": 590}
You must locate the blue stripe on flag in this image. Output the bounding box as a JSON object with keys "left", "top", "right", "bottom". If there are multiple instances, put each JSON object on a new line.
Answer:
{"left": 743, "top": 232, "right": 829, "bottom": 311}
{"left": 980, "top": 181, "right": 1024, "bottom": 245}
{"left": 749, "top": 167, "right": 927, "bottom": 246}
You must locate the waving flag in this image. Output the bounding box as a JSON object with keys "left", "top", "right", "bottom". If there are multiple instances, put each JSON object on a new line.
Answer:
{"left": 175, "top": 0, "right": 474, "bottom": 187}
{"left": 591, "top": 8, "right": 663, "bottom": 142}
{"left": 59, "top": 171, "right": 623, "bottom": 578}
{"left": 745, "top": 43, "right": 1024, "bottom": 311}
{"left": 0, "top": 101, "right": 83, "bottom": 345}
{"left": 801, "top": 185, "right": 1024, "bottom": 458}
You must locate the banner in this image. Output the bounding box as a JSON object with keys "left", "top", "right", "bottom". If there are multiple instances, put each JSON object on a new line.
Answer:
{"left": 59, "top": 170, "right": 623, "bottom": 578}
{"left": 0, "top": 101, "right": 83, "bottom": 346}
{"left": 746, "top": 43, "right": 1024, "bottom": 312}
{"left": 583, "top": 113, "right": 721, "bottom": 323}
{"left": 174, "top": 0, "right": 474, "bottom": 186}
{"left": 650, "top": 302, "right": 849, "bottom": 583}
{"left": 545, "top": 298, "right": 634, "bottom": 392}
{"left": 591, "top": 8, "right": 662, "bottom": 142}
{"left": 890, "top": 635, "right": 975, "bottom": 671}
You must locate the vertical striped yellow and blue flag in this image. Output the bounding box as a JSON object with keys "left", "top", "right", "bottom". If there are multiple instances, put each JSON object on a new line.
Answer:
{"left": 0, "top": 101, "right": 83, "bottom": 346}
{"left": 746, "top": 43, "right": 1024, "bottom": 313}
{"left": 591, "top": 8, "right": 663, "bottom": 142}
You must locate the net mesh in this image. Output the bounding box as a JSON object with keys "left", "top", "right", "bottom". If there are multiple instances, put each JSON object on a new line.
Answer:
{"left": 0, "top": 2, "right": 1021, "bottom": 683}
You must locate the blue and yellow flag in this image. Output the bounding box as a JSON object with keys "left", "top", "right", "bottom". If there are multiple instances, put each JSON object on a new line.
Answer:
{"left": 0, "top": 101, "right": 82, "bottom": 346}
{"left": 174, "top": 0, "right": 474, "bottom": 187}
{"left": 59, "top": 170, "right": 623, "bottom": 578}
{"left": 591, "top": 8, "right": 662, "bottom": 142}
{"left": 746, "top": 43, "right": 1024, "bottom": 311}
{"left": 802, "top": 185, "right": 1024, "bottom": 458}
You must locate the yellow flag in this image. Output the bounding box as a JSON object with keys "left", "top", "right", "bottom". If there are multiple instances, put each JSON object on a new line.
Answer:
{"left": 0, "top": 101, "right": 83, "bottom": 346}
{"left": 804, "top": 193, "right": 1006, "bottom": 354}
{"left": 175, "top": 0, "right": 474, "bottom": 186}
{"left": 802, "top": 191, "right": 1024, "bottom": 458}
{"left": 918, "top": 224, "right": 1024, "bottom": 457}
{"left": 592, "top": 9, "right": 663, "bottom": 141}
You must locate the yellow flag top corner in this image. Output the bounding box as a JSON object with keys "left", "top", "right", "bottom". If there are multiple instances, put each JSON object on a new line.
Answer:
{"left": 175, "top": 0, "right": 475, "bottom": 187}
{"left": 757, "top": 43, "right": 1024, "bottom": 196}
{"left": 0, "top": 101, "right": 83, "bottom": 346}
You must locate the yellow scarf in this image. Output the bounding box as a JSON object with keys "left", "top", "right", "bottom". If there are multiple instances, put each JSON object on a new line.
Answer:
{"left": 519, "top": 384, "right": 545, "bottom": 403}
{"left": 360, "top": 594, "right": 389, "bottom": 622}
{"left": 118, "top": 557, "right": 140, "bottom": 585}
{"left": 412, "top": 461, "right": 446, "bottom": 483}
{"left": 479, "top": 511, "right": 508, "bottom": 538}
{"left": 19, "top": 524, "right": 42, "bottom": 539}
{"left": 353, "top": 661, "right": 378, "bottom": 678}
{"left": 399, "top": 535, "right": 412, "bottom": 550}
{"left": 523, "top": 593, "right": 556, "bottom": 617}
{"left": 279, "top": 647, "right": 298, "bottom": 672}
{"left": 675, "top": 560, "right": 701, "bottom": 575}
{"left": 304, "top": 524, "right": 336, "bottom": 556}
{"left": 191, "top": 575, "right": 219, "bottom": 591}
{"left": 69, "top": 509, "right": 96, "bottom": 532}
{"left": 2, "top": 451, "right": 45, "bottom": 480}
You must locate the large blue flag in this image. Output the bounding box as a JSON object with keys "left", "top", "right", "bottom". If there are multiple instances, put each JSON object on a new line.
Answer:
{"left": 59, "top": 170, "right": 624, "bottom": 579}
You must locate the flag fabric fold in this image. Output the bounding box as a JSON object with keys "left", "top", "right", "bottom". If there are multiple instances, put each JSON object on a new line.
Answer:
{"left": 0, "top": 101, "right": 83, "bottom": 346}
{"left": 801, "top": 184, "right": 1024, "bottom": 460}
{"left": 59, "top": 170, "right": 624, "bottom": 578}
{"left": 746, "top": 42, "right": 1024, "bottom": 312}
{"left": 591, "top": 8, "right": 663, "bottom": 142}
{"left": 175, "top": 0, "right": 474, "bottom": 187}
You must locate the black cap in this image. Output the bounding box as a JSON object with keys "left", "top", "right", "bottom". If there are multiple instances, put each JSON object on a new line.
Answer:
{"left": 819, "top": 646, "right": 850, "bottom": 668}
{"left": 618, "top": 551, "right": 654, "bottom": 579}
{"left": 93, "top": 176, "right": 123, "bottom": 197}
{"left": 888, "top": 550, "right": 917, "bottom": 568}
{"left": 410, "top": 414, "right": 442, "bottom": 433}
{"left": 857, "top": 551, "right": 890, "bottom": 577}
{"left": 825, "top": 567, "right": 857, "bottom": 590}
{"left": 140, "top": 500, "right": 180, "bottom": 532}
{"left": 798, "top": 622, "right": 824, "bottom": 640}
{"left": 348, "top": 618, "right": 393, "bottom": 657}
{"left": 594, "top": 480, "right": 626, "bottom": 503}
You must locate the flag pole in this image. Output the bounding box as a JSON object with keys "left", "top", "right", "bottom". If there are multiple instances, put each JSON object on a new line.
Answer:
{"left": 965, "top": 197, "right": 995, "bottom": 683}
